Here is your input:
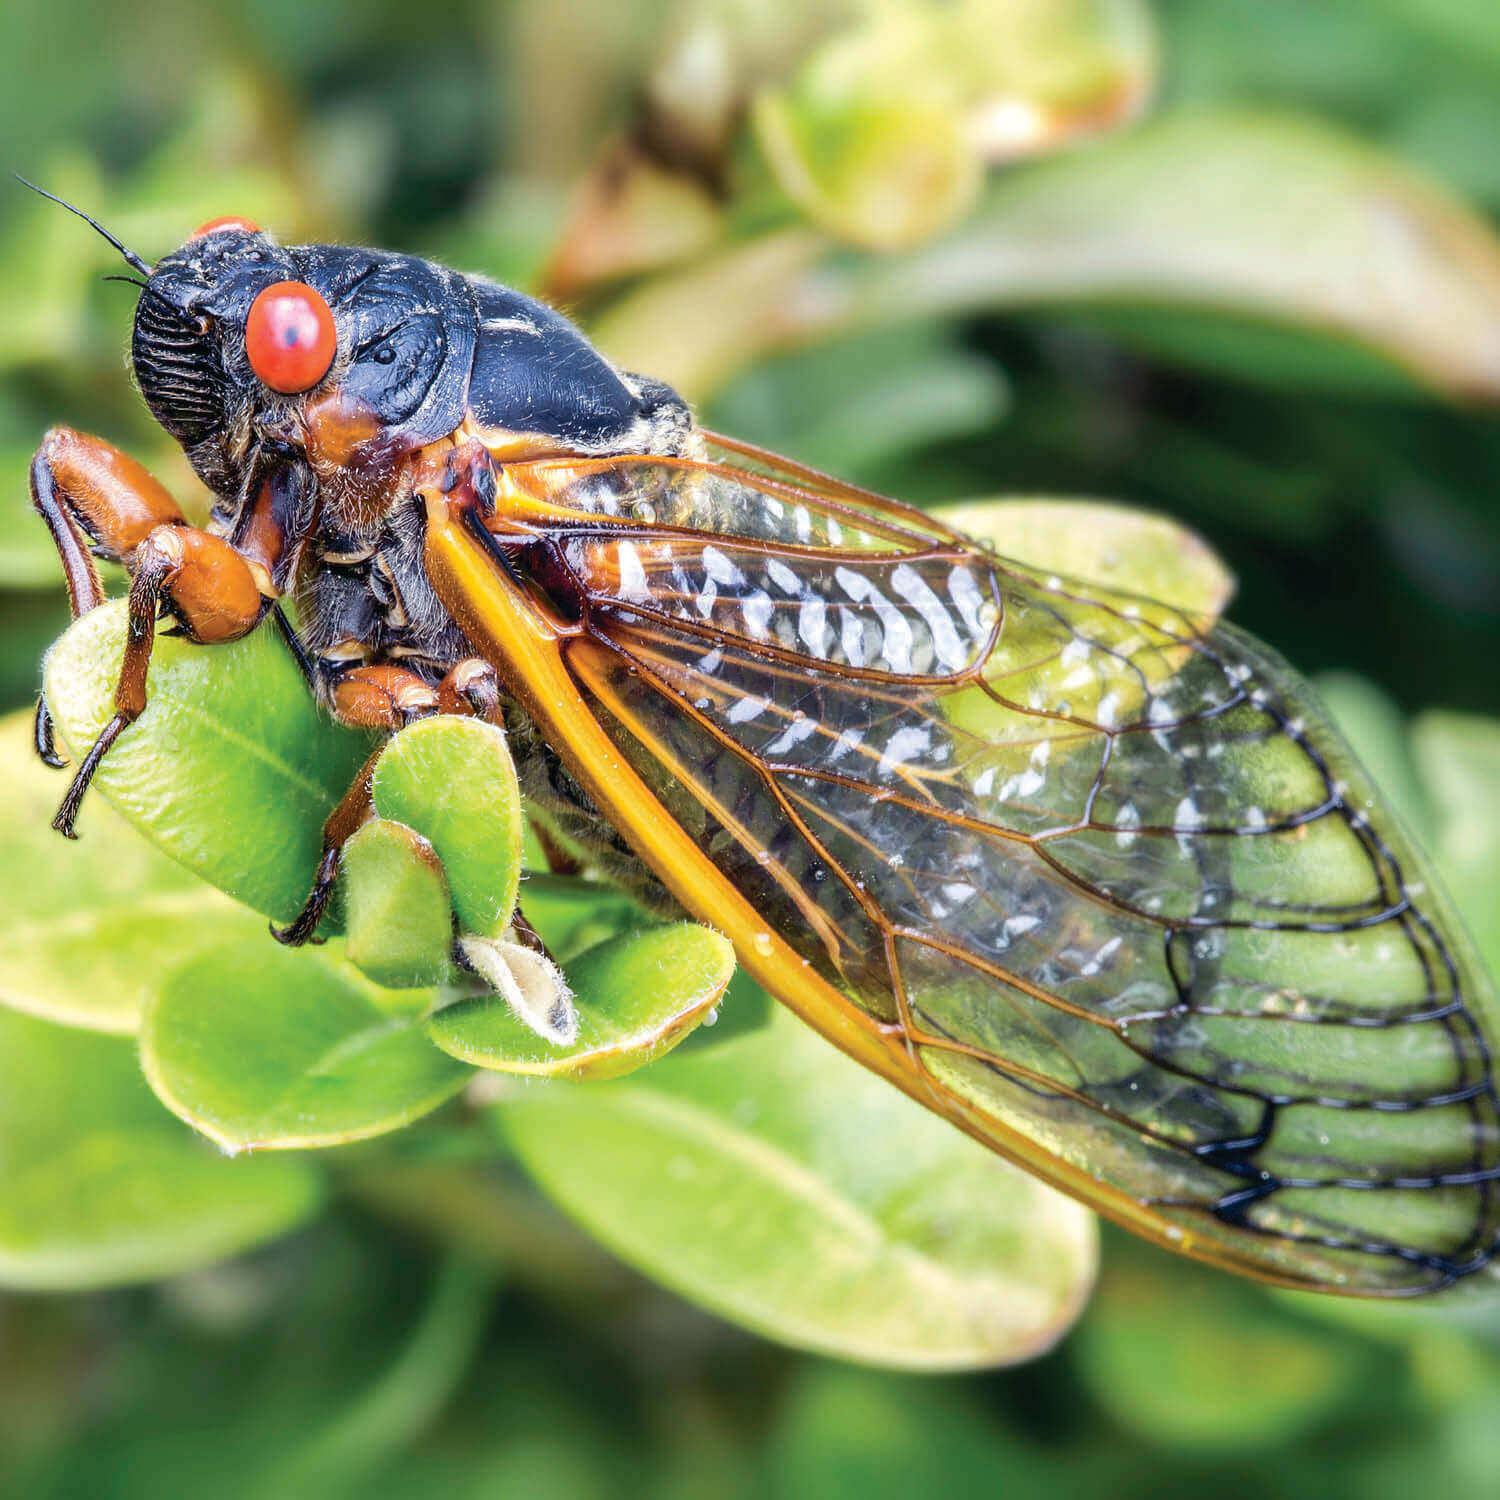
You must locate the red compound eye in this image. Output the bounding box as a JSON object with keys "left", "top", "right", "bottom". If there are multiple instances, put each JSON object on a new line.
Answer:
{"left": 191, "top": 215, "right": 261, "bottom": 237}
{"left": 245, "top": 281, "right": 336, "bottom": 394}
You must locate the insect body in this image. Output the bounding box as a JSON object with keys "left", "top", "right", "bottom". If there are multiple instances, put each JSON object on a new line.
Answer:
{"left": 29, "top": 203, "right": 1500, "bottom": 1297}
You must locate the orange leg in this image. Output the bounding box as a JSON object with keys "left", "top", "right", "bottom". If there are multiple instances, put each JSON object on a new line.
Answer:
{"left": 31, "top": 428, "right": 269, "bottom": 836}
{"left": 270, "top": 743, "right": 384, "bottom": 947}
{"left": 30, "top": 426, "right": 188, "bottom": 609}
{"left": 30, "top": 426, "right": 193, "bottom": 767}
{"left": 274, "top": 658, "right": 501, "bottom": 946}
{"left": 436, "top": 657, "right": 501, "bottom": 720}
{"left": 332, "top": 664, "right": 442, "bottom": 729}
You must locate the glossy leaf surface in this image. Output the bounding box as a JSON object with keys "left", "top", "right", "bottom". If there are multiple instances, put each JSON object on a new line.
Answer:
{"left": 853, "top": 110, "right": 1500, "bottom": 399}
{"left": 499, "top": 1008, "right": 1097, "bottom": 1368}
{"left": 44, "top": 600, "right": 377, "bottom": 928}
{"left": 0, "top": 1005, "right": 321, "bottom": 1289}
{"left": 0, "top": 711, "right": 263, "bottom": 1034}
{"left": 140, "top": 938, "right": 472, "bottom": 1151}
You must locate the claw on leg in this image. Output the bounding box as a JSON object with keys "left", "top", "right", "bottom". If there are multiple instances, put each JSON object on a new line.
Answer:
{"left": 437, "top": 657, "right": 500, "bottom": 721}
{"left": 51, "top": 712, "right": 130, "bottom": 838}
{"left": 271, "top": 844, "right": 342, "bottom": 946}
{"left": 277, "top": 658, "right": 508, "bottom": 949}
{"left": 34, "top": 695, "right": 65, "bottom": 769}
{"left": 273, "top": 744, "right": 383, "bottom": 947}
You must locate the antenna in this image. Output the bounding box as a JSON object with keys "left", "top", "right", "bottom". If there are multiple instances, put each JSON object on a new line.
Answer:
{"left": 13, "top": 174, "right": 153, "bottom": 276}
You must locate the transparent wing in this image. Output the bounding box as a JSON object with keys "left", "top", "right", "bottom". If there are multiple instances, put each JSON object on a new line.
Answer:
{"left": 492, "top": 449, "right": 1500, "bottom": 1295}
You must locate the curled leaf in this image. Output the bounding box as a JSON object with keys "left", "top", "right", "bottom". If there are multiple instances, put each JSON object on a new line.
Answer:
{"left": 435, "top": 922, "right": 734, "bottom": 1080}
{"left": 341, "top": 819, "right": 455, "bottom": 990}
{"left": 370, "top": 716, "right": 524, "bottom": 941}
{"left": 753, "top": 87, "right": 980, "bottom": 252}
{"left": 458, "top": 933, "right": 579, "bottom": 1047}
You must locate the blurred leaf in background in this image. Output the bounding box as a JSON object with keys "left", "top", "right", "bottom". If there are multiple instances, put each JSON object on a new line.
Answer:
{"left": 3, "top": 0, "right": 1500, "bottom": 1496}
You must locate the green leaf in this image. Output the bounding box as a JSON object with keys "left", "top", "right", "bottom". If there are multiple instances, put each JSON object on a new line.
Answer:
{"left": 43, "top": 600, "right": 377, "bottom": 928}
{"left": 497, "top": 1008, "right": 1096, "bottom": 1369}
{"left": 600, "top": 111, "right": 1500, "bottom": 403}
{"left": 754, "top": 88, "right": 979, "bottom": 252}
{"left": 371, "top": 716, "right": 524, "bottom": 940}
{"left": 0, "top": 1005, "right": 321, "bottom": 1290}
{"left": 431, "top": 922, "right": 734, "bottom": 1079}
{"left": 933, "top": 496, "right": 1234, "bottom": 619}
{"left": 750, "top": 0, "right": 1153, "bottom": 249}
{"left": 1071, "top": 1253, "right": 1367, "bottom": 1449}
{"left": 342, "top": 819, "right": 455, "bottom": 990}
{"left": 0, "top": 710, "right": 264, "bottom": 1034}
{"left": 140, "top": 937, "right": 473, "bottom": 1151}
{"left": 1411, "top": 711, "right": 1500, "bottom": 984}
{"left": 847, "top": 109, "right": 1500, "bottom": 400}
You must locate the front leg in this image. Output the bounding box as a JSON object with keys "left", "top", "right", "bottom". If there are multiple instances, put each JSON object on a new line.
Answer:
{"left": 32, "top": 427, "right": 268, "bottom": 837}
{"left": 31, "top": 426, "right": 192, "bottom": 767}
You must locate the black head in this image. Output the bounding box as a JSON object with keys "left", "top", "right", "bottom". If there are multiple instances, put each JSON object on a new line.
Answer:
{"left": 131, "top": 222, "right": 292, "bottom": 460}
{"left": 133, "top": 221, "right": 473, "bottom": 499}
{"left": 19, "top": 180, "right": 690, "bottom": 525}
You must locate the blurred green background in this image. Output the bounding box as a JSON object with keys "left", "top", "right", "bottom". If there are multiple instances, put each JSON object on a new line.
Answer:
{"left": 4, "top": 1, "right": 1500, "bottom": 1496}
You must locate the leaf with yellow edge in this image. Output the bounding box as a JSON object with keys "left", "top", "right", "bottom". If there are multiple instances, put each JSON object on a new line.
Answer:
{"left": 432, "top": 923, "right": 735, "bottom": 1080}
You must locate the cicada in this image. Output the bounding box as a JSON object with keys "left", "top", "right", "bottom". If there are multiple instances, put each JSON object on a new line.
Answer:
{"left": 25, "top": 187, "right": 1499, "bottom": 1298}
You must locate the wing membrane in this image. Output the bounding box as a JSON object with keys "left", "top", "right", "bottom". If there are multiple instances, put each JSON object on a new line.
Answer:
{"left": 482, "top": 451, "right": 1500, "bottom": 1295}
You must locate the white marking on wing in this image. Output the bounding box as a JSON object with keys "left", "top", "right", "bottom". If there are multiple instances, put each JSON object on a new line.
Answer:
{"left": 740, "top": 588, "right": 775, "bottom": 640}
{"left": 798, "top": 595, "right": 830, "bottom": 657}
{"left": 834, "top": 567, "right": 914, "bottom": 673}
{"left": 615, "top": 541, "right": 649, "bottom": 603}
{"left": 766, "top": 558, "right": 801, "bottom": 594}
{"left": 726, "top": 693, "right": 770, "bottom": 725}
{"left": 764, "top": 713, "right": 820, "bottom": 756}
{"left": 892, "top": 562, "right": 968, "bottom": 672}
{"left": 877, "top": 724, "right": 932, "bottom": 778}
{"left": 702, "top": 545, "right": 745, "bottom": 587}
